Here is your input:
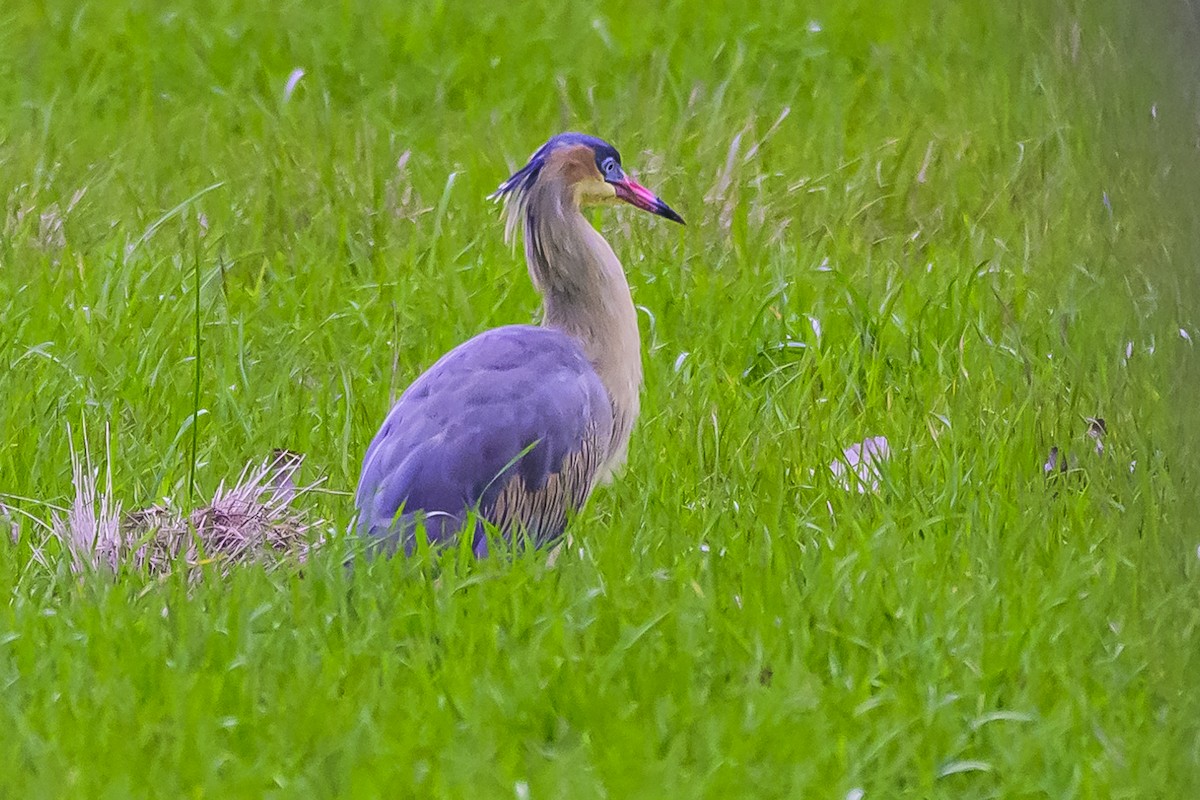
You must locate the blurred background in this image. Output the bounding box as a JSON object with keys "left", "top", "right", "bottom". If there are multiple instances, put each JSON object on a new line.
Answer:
{"left": 1, "top": 1, "right": 1196, "bottom": 498}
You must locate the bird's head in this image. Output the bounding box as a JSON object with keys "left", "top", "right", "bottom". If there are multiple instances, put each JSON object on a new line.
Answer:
{"left": 490, "top": 133, "right": 684, "bottom": 225}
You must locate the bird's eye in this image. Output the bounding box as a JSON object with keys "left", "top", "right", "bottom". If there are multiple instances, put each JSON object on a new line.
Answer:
{"left": 602, "top": 158, "right": 618, "bottom": 178}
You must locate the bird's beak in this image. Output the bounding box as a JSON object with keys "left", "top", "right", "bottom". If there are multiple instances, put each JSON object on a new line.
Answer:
{"left": 612, "top": 178, "right": 685, "bottom": 225}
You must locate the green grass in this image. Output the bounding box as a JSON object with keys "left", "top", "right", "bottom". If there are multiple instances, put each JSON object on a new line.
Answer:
{"left": 3, "top": 0, "right": 1200, "bottom": 796}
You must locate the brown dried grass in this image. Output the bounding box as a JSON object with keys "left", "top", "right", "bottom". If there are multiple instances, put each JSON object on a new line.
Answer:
{"left": 47, "top": 436, "right": 325, "bottom": 577}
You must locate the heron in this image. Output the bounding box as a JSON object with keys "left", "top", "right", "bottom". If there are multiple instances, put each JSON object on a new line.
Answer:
{"left": 353, "top": 133, "right": 684, "bottom": 557}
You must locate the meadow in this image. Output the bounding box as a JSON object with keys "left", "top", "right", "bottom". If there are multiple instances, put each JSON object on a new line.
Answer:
{"left": 2, "top": 0, "right": 1199, "bottom": 796}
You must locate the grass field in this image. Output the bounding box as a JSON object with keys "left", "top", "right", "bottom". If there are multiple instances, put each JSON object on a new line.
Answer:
{"left": 3, "top": 0, "right": 1200, "bottom": 796}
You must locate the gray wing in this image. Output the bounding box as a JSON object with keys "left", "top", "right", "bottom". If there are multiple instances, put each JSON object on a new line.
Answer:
{"left": 354, "top": 325, "right": 613, "bottom": 557}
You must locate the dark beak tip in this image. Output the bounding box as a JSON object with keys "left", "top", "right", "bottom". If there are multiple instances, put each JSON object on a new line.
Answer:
{"left": 651, "top": 198, "right": 685, "bottom": 225}
{"left": 662, "top": 206, "right": 685, "bottom": 225}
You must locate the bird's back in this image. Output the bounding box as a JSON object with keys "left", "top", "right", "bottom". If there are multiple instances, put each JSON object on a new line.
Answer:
{"left": 354, "top": 325, "right": 614, "bottom": 556}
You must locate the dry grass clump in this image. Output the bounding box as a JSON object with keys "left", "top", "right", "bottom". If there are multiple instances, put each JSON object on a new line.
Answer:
{"left": 46, "top": 440, "right": 325, "bottom": 577}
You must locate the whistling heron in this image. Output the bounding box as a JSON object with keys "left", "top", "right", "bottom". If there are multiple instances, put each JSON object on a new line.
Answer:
{"left": 353, "top": 133, "right": 683, "bottom": 557}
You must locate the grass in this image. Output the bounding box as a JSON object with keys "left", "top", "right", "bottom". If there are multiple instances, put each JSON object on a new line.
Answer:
{"left": 2, "top": 0, "right": 1200, "bottom": 796}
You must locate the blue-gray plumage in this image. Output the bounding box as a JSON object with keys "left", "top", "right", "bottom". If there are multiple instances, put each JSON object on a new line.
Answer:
{"left": 353, "top": 133, "right": 684, "bottom": 557}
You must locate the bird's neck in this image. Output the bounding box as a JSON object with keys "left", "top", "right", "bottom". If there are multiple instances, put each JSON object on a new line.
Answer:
{"left": 521, "top": 184, "right": 642, "bottom": 466}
